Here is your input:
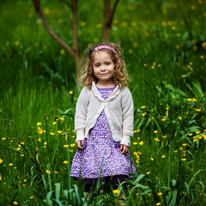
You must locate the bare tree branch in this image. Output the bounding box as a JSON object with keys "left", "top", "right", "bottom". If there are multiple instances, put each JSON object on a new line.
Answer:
{"left": 102, "top": 0, "right": 119, "bottom": 42}
{"left": 109, "top": 0, "right": 119, "bottom": 27}
{"left": 32, "top": 0, "right": 76, "bottom": 58}
{"left": 59, "top": 0, "right": 72, "bottom": 25}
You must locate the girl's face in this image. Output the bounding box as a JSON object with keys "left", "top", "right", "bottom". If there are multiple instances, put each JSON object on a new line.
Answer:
{"left": 92, "top": 51, "right": 115, "bottom": 85}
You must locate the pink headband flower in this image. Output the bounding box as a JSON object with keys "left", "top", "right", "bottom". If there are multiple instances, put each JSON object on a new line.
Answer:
{"left": 94, "top": 45, "right": 117, "bottom": 54}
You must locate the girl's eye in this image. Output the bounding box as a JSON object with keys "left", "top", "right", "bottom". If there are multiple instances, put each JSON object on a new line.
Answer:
{"left": 95, "top": 64, "right": 100, "bottom": 67}
{"left": 106, "top": 62, "right": 111, "bottom": 65}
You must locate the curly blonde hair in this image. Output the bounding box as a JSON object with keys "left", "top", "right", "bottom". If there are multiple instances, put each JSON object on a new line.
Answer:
{"left": 81, "top": 42, "right": 128, "bottom": 90}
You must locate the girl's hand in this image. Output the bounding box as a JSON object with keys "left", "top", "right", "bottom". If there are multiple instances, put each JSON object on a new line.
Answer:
{"left": 76, "top": 140, "right": 84, "bottom": 150}
{"left": 120, "top": 144, "right": 129, "bottom": 154}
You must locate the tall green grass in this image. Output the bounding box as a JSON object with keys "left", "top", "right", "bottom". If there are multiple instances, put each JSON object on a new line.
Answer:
{"left": 0, "top": 0, "right": 206, "bottom": 205}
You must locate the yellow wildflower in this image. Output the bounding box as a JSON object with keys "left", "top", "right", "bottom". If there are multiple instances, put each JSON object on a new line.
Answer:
{"left": 70, "top": 143, "right": 75, "bottom": 147}
{"left": 13, "top": 201, "right": 18, "bottom": 205}
{"left": 80, "top": 22, "right": 86, "bottom": 26}
{"left": 14, "top": 41, "right": 20, "bottom": 46}
{"left": 178, "top": 116, "right": 182, "bottom": 120}
{"left": 133, "top": 142, "right": 138, "bottom": 145}
{"left": 139, "top": 141, "right": 144, "bottom": 145}
{"left": 196, "top": 109, "right": 201, "bottom": 112}
{"left": 63, "top": 161, "right": 68, "bottom": 164}
{"left": 182, "top": 158, "right": 187, "bottom": 161}
{"left": 156, "top": 202, "right": 161, "bottom": 205}
{"left": 16, "top": 148, "right": 21, "bottom": 151}
{"left": 154, "top": 130, "right": 158, "bottom": 134}
{"left": 158, "top": 192, "right": 163, "bottom": 196}
{"left": 2, "top": 137, "right": 6, "bottom": 140}
{"left": 30, "top": 196, "right": 34, "bottom": 199}
{"left": 154, "top": 138, "right": 160, "bottom": 142}
{"left": 60, "top": 49, "right": 65, "bottom": 55}
{"left": 162, "top": 135, "right": 167, "bottom": 139}
{"left": 137, "top": 129, "right": 141, "bottom": 132}
{"left": 52, "top": 121, "right": 57, "bottom": 125}
{"left": 46, "top": 170, "right": 51, "bottom": 174}
{"left": 150, "top": 157, "right": 154, "bottom": 161}
{"left": 63, "top": 145, "right": 69, "bottom": 148}
{"left": 141, "top": 106, "right": 146, "bottom": 109}
{"left": 0, "top": 159, "right": 3, "bottom": 164}
{"left": 50, "top": 132, "right": 55, "bottom": 135}
{"left": 96, "top": 24, "right": 102, "bottom": 28}
{"left": 162, "top": 155, "right": 166, "bottom": 158}
{"left": 57, "top": 131, "right": 62, "bottom": 134}
{"left": 161, "top": 118, "right": 166, "bottom": 121}
{"left": 37, "top": 122, "right": 42, "bottom": 126}
{"left": 59, "top": 117, "right": 64, "bottom": 120}
{"left": 113, "top": 189, "right": 119, "bottom": 194}
{"left": 9, "top": 163, "right": 13, "bottom": 166}
{"left": 146, "top": 171, "right": 150, "bottom": 175}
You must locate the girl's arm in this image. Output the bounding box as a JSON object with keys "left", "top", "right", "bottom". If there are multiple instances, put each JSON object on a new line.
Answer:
{"left": 75, "top": 87, "right": 89, "bottom": 142}
{"left": 121, "top": 87, "right": 134, "bottom": 147}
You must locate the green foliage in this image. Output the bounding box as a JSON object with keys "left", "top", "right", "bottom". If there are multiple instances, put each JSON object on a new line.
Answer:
{"left": 0, "top": 0, "right": 206, "bottom": 205}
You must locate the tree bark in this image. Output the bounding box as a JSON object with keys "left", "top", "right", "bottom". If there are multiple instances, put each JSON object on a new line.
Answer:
{"left": 102, "top": 0, "right": 120, "bottom": 42}
{"left": 32, "top": 0, "right": 82, "bottom": 90}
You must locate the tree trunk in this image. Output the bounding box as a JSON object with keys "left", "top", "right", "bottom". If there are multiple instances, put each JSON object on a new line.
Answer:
{"left": 102, "top": 0, "right": 120, "bottom": 42}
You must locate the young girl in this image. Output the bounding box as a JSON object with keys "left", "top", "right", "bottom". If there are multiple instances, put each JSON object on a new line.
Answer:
{"left": 70, "top": 42, "right": 136, "bottom": 200}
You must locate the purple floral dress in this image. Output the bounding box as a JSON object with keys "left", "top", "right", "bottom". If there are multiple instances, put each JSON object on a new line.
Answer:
{"left": 70, "top": 86, "right": 136, "bottom": 180}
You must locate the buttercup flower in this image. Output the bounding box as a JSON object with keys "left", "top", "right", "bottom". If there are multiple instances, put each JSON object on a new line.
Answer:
{"left": 46, "top": 170, "right": 51, "bottom": 174}
{"left": 113, "top": 189, "right": 119, "bottom": 194}
{"left": 52, "top": 121, "right": 57, "bottom": 125}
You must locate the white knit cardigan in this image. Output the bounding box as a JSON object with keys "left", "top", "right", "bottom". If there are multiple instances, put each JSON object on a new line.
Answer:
{"left": 75, "top": 81, "right": 134, "bottom": 146}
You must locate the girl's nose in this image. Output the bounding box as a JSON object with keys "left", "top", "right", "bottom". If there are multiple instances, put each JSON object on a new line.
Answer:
{"left": 100, "top": 65, "right": 106, "bottom": 71}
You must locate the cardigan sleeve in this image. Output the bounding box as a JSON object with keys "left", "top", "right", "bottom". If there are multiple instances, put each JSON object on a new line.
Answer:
{"left": 120, "top": 87, "right": 134, "bottom": 146}
{"left": 75, "top": 86, "right": 89, "bottom": 142}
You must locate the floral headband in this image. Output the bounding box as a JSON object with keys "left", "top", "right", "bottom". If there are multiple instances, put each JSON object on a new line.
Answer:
{"left": 94, "top": 45, "right": 117, "bottom": 54}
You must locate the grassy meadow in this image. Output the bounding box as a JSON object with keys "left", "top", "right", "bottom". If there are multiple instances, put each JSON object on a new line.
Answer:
{"left": 0, "top": 0, "right": 206, "bottom": 205}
